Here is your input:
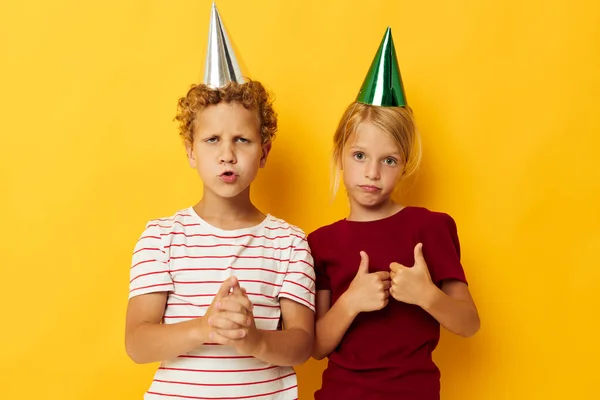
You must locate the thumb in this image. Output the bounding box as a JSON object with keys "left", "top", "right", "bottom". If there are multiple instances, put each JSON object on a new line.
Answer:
{"left": 356, "top": 251, "right": 370, "bottom": 275}
{"left": 216, "top": 276, "right": 237, "bottom": 298}
{"left": 414, "top": 243, "right": 426, "bottom": 267}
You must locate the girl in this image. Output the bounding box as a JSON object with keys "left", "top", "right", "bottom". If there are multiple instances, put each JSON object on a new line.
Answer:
{"left": 308, "top": 28, "right": 480, "bottom": 400}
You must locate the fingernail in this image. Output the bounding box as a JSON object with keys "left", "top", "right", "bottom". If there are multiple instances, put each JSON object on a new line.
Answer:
{"left": 208, "top": 317, "right": 213, "bottom": 325}
{"left": 215, "top": 302, "right": 220, "bottom": 309}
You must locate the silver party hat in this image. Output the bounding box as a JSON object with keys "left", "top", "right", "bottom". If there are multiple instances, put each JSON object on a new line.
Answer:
{"left": 203, "top": 2, "right": 246, "bottom": 87}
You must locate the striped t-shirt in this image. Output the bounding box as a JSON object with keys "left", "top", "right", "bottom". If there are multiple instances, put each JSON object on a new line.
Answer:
{"left": 129, "top": 207, "right": 316, "bottom": 400}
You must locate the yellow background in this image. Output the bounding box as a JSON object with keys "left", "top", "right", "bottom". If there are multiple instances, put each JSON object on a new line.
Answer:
{"left": 1, "top": 0, "right": 599, "bottom": 398}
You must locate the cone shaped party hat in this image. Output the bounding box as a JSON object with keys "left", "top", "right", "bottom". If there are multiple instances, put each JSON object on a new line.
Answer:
{"left": 356, "top": 27, "right": 407, "bottom": 106}
{"left": 203, "top": 2, "right": 246, "bottom": 87}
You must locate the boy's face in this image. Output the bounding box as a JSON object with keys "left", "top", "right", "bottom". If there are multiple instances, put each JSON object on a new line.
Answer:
{"left": 186, "top": 102, "right": 270, "bottom": 199}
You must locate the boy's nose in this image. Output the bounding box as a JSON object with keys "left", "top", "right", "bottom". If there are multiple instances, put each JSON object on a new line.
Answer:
{"left": 219, "top": 145, "right": 236, "bottom": 164}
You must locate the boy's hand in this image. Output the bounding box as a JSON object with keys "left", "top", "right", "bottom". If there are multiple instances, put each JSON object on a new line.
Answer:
{"left": 389, "top": 243, "right": 436, "bottom": 307}
{"left": 200, "top": 276, "right": 252, "bottom": 342}
{"left": 207, "top": 280, "right": 264, "bottom": 356}
{"left": 341, "top": 251, "right": 390, "bottom": 315}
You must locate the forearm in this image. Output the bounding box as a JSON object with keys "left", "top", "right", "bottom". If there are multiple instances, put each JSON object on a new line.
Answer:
{"left": 251, "top": 327, "right": 313, "bottom": 366}
{"left": 421, "top": 287, "right": 480, "bottom": 337}
{"left": 126, "top": 318, "right": 207, "bottom": 364}
{"left": 313, "top": 295, "right": 357, "bottom": 360}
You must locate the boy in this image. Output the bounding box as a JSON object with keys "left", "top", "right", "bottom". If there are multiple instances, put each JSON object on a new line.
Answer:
{"left": 125, "top": 4, "right": 315, "bottom": 399}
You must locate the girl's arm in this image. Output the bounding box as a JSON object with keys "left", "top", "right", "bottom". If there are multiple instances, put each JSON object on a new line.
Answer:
{"left": 312, "top": 251, "right": 390, "bottom": 360}
{"left": 421, "top": 280, "right": 480, "bottom": 338}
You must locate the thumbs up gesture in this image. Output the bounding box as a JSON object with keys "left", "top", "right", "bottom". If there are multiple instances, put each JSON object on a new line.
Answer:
{"left": 389, "top": 243, "right": 434, "bottom": 306}
{"left": 343, "top": 251, "right": 391, "bottom": 314}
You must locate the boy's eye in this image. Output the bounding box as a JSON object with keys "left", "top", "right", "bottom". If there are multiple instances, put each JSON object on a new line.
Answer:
{"left": 205, "top": 136, "right": 218, "bottom": 143}
{"left": 353, "top": 152, "right": 365, "bottom": 161}
{"left": 384, "top": 157, "right": 398, "bottom": 166}
{"left": 236, "top": 137, "right": 250, "bottom": 143}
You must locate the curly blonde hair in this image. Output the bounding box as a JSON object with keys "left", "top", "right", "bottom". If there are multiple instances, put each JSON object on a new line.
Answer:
{"left": 175, "top": 80, "right": 277, "bottom": 147}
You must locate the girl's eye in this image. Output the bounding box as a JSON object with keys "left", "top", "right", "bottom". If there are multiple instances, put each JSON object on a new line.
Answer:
{"left": 206, "top": 137, "right": 218, "bottom": 143}
{"left": 384, "top": 157, "right": 398, "bottom": 166}
{"left": 236, "top": 137, "right": 250, "bottom": 143}
{"left": 353, "top": 152, "right": 365, "bottom": 161}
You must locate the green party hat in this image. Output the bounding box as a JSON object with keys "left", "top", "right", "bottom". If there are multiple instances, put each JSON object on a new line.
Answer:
{"left": 356, "top": 27, "right": 407, "bottom": 107}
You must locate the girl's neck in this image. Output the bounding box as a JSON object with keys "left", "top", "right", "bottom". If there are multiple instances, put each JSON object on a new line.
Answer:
{"left": 194, "top": 186, "right": 265, "bottom": 230}
{"left": 347, "top": 198, "right": 405, "bottom": 222}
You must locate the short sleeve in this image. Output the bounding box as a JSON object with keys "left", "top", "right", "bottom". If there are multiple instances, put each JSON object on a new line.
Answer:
{"left": 419, "top": 213, "right": 467, "bottom": 286}
{"left": 308, "top": 232, "right": 330, "bottom": 291}
{"left": 279, "top": 235, "right": 316, "bottom": 312}
{"left": 129, "top": 222, "right": 174, "bottom": 299}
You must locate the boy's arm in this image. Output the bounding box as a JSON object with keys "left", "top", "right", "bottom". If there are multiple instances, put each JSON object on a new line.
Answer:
{"left": 125, "top": 277, "right": 250, "bottom": 364}
{"left": 251, "top": 298, "right": 314, "bottom": 366}
{"left": 125, "top": 292, "right": 205, "bottom": 364}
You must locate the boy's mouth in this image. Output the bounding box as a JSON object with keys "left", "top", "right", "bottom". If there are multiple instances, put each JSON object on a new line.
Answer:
{"left": 219, "top": 171, "right": 238, "bottom": 183}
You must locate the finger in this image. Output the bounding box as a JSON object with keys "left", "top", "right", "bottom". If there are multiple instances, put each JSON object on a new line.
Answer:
{"left": 209, "top": 313, "right": 250, "bottom": 329}
{"left": 382, "top": 280, "right": 391, "bottom": 291}
{"left": 414, "top": 243, "right": 426, "bottom": 267}
{"left": 374, "top": 271, "right": 390, "bottom": 280}
{"left": 220, "top": 294, "right": 253, "bottom": 313}
{"left": 356, "top": 251, "right": 369, "bottom": 275}
{"left": 389, "top": 262, "right": 408, "bottom": 273}
{"left": 216, "top": 276, "right": 237, "bottom": 298}
{"left": 209, "top": 329, "right": 244, "bottom": 345}
{"left": 217, "top": 297, "right": 252, "bottom": 314}
{"left": 214, "top": 328, "right": 247, "bottom": 340}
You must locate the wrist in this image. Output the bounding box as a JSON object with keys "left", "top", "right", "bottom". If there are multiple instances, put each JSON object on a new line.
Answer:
{"left": 339, "top": 292, "right": 360, "bottom": 318}
{"left": 191, "top": 316, "right": 210, "bottom": 345}
{"left": 420, "top": 284, "right": 443, "bottom": 311}
{"left": 248, "top": 329, "right": 266, "bottom": 358}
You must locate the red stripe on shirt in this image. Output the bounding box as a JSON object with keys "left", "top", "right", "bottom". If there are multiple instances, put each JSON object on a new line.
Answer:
{"left": 157, "top": 214, "right": 192, "bottom": 221}
{"left": 147, "top": 221, "right": 202, "bottom": 229}
{"left": 170, "top": 267, "right": 285, "bottom": 276}
{"left": 167, "top": 243, "right": 294, "bottom": 251}
{"left": 130, "top": 282, "right": 172, "bottom": 293}
{"left": 160, "top": 232, "right": 304, "bottom": 241}
{"left": 131, "top": 258, "right": 163, "bottom": 270}
{"left": 172, "top": 279, "right": 282, "bottom": 288}
{"left": 167, "top": 303, "right": 280, "bottom": 309}
{"left": 285, "top": 270, "right": 316, "bottom": 283}
{"left": 158, "top": 365, "right": 278, "bottom": 373}
{"left": 278, "top": 291, "right": 313, "bottom": 308}
{"left": 147, "top": 384, "right": 296, "bottom": 399}
{"left": 153, "top": 372, "right": 295, "bottom": 387}
{"left": 130, "top": 270, "right": 170, "bottom": 283}
{"left": 282, "top": 279, "right": 315, "bottom": 295}
{"left": 178, "top": 355, "right": 254, "bottom": 359}
{"left": 170, "top": 255, "right": 291, "bottom": 263}
{"left": 133, "top": 247, "right": 162, "bottom": 255}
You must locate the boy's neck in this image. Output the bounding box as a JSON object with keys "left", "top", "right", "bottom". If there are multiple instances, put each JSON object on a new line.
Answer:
{"left": 194, "top": 187, "right": 266, "bottom": 230}
{"left": 347, "top": 198, "right": 404, "bottom": 222}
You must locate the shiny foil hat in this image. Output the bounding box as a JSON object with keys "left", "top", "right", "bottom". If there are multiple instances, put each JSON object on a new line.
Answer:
{"left": 203, "top": 2, "right": 246, "bottom": 87}
{"left": 356, "top": 27, "right": 407, "bottom": 107}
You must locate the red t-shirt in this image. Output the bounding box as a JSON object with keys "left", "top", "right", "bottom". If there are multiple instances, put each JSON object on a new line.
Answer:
{"left": 308, "top": 206, "right": 467, "bottom": 400}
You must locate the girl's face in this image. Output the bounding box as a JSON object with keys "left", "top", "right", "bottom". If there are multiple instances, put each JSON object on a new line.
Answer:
{"left": 342, "top": 120, "right": 405, "bottom": 210}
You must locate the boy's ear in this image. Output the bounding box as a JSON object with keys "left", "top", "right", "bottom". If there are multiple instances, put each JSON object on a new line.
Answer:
{"left": 259, "top": 142, "right": 272, "bottom": 168}
{"left": 186, "top": 142, "right": 197, "bottom": 168}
